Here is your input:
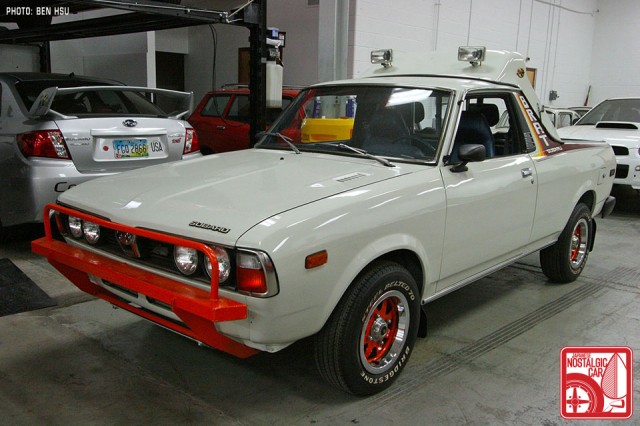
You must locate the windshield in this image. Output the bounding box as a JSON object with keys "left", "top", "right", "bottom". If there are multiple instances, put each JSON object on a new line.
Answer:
{"left": 577, "top": 99, "right": 640, "bottom": 125}
{"left": 259, "top": 85, "right": 451, "bottom": 162}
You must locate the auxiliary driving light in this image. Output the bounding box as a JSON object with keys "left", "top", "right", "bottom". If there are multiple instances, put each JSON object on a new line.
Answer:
{"left": 82, "top": 221, "right": 101, "bottom": 244}
{"left": 371, "top": 49, "right": 393, "bottom": 68}
{"left": 458, "top": 46, "right": 486, "bottom": 66}
{"left": 174, "top": 246, "right": 199, "bottom": 276}
{"left": 68, "top": 216, "right": 83, "bottom": 238}
{"left": 204, "top": 246, "right": 231, "bottom": 283}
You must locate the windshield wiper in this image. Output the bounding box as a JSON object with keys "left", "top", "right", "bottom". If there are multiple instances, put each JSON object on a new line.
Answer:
{"left": 257, "top": 131, "right": 300, "bottom": 154}
{"left": 337, "top": 144, "right": 395, "bottom": 167}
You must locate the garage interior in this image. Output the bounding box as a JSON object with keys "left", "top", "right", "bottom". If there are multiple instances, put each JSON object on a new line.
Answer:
{"left": 1, "top": 0, "right": 640, "bottom": 424}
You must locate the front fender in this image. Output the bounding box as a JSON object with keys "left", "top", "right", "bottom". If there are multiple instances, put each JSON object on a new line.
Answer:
{"left": 234, "top": 168, "right": 446, "bottom": 345}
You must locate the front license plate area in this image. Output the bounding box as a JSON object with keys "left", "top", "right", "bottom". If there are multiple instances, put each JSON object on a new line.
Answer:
{"left": 113, "top": 139, "right": 149, "bottom": 158}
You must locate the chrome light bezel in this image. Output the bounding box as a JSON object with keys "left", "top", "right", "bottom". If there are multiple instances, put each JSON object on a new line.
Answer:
{"left": 173, "top": 246, "right": 199, "bottom": 276}
{"left": 235, "top": 249, "right": 279, "bottom": 298}
{"left": 204, "top": 246, "right": 231, "bottom": 283}
{"left": 371, "top": 49, "right": 393, "bottom": 68}
{"left": 458, "top": 46, "right": 486, "bottom": 66}
{"left": 68, "top": 216, "right": 83, "bottom": 238}
{"left": 82, "top": 220, "right": 101, "bottom": 244}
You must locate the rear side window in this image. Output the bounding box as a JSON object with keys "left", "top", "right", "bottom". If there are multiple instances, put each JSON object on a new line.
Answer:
{"left": 200, "top": 95, "right": 231, "bottom": 117}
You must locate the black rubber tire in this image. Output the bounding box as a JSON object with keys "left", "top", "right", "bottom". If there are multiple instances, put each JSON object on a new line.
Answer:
{"left": 314, "top": 261, "right": 420, "bottom": 395}
{"left": 540, "top": 203, "right": 592, "bottom": 283}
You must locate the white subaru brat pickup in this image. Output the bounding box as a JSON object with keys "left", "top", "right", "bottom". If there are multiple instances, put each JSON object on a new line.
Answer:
{"left": 33, "top": 47, "right": 616, "bottom": 396}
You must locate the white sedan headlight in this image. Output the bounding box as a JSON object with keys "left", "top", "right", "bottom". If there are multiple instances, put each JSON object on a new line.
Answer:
{"left": 204, "top": 246, "right": 231, "bottom": 283}
{"left": 174, "top": 246, "right": 199, "bottom": 276}
{"left": 68, "top": 216, "right": 83, "bottom": 238}
{"left": 82, "top": 221, "right": 101, "bottom": 244}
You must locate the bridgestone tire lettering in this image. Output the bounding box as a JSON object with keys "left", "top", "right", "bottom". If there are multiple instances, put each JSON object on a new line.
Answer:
{"left": 314, "top": 261, "right": 421, "bottom": 395}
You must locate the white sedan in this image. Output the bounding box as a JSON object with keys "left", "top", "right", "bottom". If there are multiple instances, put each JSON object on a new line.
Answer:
{"left": 0, "top": 72, "right": 201, "bottom": 237}
{"left": 558, "top": 97, "right": 640, "bottom": 190}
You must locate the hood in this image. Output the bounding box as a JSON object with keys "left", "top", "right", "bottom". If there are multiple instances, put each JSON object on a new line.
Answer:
{"left": 558, "top": 125, "right": 640, "bottom": 148}
{"left": 59, "top": 149, "right": 411, "bottom": 245}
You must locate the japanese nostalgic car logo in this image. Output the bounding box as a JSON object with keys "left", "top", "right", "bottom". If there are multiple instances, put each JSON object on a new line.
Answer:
{"left": 189, "top": 221, "right": 230, "bottom": 234}
{"left": 123, "top": 119, "right": 138, "bottom": 127}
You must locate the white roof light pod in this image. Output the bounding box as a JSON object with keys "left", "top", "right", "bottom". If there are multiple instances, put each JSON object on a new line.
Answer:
{"left": 371, "top": 49, "right": 393, "bottom": 68}
{"left": 458, "top": 46, "right": 486, "bottom": 67}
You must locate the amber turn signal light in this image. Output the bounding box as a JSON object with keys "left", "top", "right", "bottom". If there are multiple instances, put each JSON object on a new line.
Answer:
{"left": 305, "top": 250, "right": 328, "bottom": 269}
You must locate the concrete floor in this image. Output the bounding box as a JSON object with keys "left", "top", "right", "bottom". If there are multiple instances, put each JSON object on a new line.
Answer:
{"left": 1, "top": 186, "right": 639, "bottom": 425}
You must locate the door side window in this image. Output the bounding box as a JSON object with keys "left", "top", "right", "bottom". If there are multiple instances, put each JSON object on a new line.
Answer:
{"left": 460, "top": 93, "right": 527, "bottom": 158}
{"left": 201, "top": 95, "right": 231, "bottom": 117}
{"left": 226, "top": 95, "right": 251, "bottom": 123}
{"left": 556, "top": 112, "right": 572, "bottom": 128}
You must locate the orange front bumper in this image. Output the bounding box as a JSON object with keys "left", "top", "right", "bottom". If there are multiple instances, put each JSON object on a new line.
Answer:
{"left": 32, "top": 204, "right": 257, "bottom": 358}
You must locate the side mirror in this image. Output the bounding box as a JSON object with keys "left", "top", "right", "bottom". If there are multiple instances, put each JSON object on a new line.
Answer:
{"left": 450, "top": 144, "right": 486, "bottom": 173}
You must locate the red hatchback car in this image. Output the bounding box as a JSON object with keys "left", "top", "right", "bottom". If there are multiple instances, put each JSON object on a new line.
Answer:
{"left": 188, "top": 85, "right": 300, "bottom": 154}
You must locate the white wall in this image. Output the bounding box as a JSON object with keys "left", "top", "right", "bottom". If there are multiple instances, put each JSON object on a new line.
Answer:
{"left": 47, "top": 9, "right": 149, "bottom": 85}
{"left": 349, "top": 0, "right": 597, "bottom": 108}
{"left": 589, "top": 0, "right": 640, "bottom": 105}
{"left": 269, "top": 0, "right": 319, "bottom": 85}
{"left": 2, "top": 0, "right": 638, "bottom": 109}
{"left": 184, "top": 24, "right": 249, "bottom": 104}
{"left": 0, "top": 44, "right": 39, "bottom": 72}
{"left": 185, "top": 0, "right": 319, "bottom": 104}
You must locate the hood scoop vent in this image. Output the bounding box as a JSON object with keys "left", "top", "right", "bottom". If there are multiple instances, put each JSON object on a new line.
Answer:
{"left": 334, "top": 172, "right": 370, "bottom": 183}
{"left": 596, "top": 121, "right": 639, "bottom": 130}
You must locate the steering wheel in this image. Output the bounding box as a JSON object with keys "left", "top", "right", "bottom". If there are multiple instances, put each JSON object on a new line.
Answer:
{"left": 389, "top": 135, "right": 437, "bottom": 156}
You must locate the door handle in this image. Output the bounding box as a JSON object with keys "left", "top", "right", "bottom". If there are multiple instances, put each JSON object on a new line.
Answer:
{"left": 521, "top": 168, "right": 533, "bottom": 178}
{"left": 216, "top": 125, "right": 226, "bottom": 131}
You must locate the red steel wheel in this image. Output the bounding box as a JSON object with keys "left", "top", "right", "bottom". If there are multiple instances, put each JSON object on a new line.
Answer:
{"left": 360, "top": 291, "right": 409, "bottom": 373}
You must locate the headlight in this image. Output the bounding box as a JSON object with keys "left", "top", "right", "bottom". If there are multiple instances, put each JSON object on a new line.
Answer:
{"left": 68, "top": 216, "right": 83, "bottom": 238}
{"left": 82, "top": 221, "right": 100, "bottom": 244}
{"left": 204, "top": 246, "right": 231, "bottom": 283}
{"left": 174, "top": 246, "right": 199, "bottom": 276}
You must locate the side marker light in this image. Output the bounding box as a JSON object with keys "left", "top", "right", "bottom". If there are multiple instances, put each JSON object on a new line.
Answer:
{"left": 305, "top": 250, "right": 328, "bottom": 269}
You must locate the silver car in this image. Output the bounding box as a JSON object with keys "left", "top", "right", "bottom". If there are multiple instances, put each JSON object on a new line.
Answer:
{"left": 0, "top": 72, "right": 201, "bottom": 235}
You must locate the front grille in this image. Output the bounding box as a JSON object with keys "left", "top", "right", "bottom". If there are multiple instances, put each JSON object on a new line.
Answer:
{"left": 615, "top": 164, "right": 629, "bottom": 179}
{"left": 612, "top": 145, "right": 629, "bottom": 156}
{"left": 57, "top": 213, "right": 236, "bottom": 290}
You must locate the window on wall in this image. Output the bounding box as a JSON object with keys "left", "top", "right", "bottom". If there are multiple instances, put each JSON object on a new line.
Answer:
{"left": 526, "top": 68, "right": 537, "bottom": 89}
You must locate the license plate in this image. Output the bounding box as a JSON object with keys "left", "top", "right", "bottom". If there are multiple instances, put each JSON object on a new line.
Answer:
{"left": 113, "top": 139, "right": 149, "bottom": 158}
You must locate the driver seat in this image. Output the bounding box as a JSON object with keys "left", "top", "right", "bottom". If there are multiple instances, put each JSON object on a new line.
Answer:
{"left": 450, "top": 111, "right": 495, "bottom": 163}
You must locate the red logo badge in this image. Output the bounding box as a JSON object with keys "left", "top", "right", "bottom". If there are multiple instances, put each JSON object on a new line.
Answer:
{"left": 561, "top": 346, "right": 633, "bottom": 419}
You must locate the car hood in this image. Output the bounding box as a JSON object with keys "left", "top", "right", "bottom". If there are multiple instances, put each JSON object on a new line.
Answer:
{"left": 59, "top": 149, "right": 412, "bottom": 245}
{"left": 558, "top": 125, "right": 640, "bottom": 147}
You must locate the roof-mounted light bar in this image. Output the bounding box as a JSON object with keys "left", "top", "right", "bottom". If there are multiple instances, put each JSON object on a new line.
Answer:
{"left": 458, "top": 46, "right": 486, "bottom": 67}
{"left": 371, "top": 49, "right": 393, "bottom": 68}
